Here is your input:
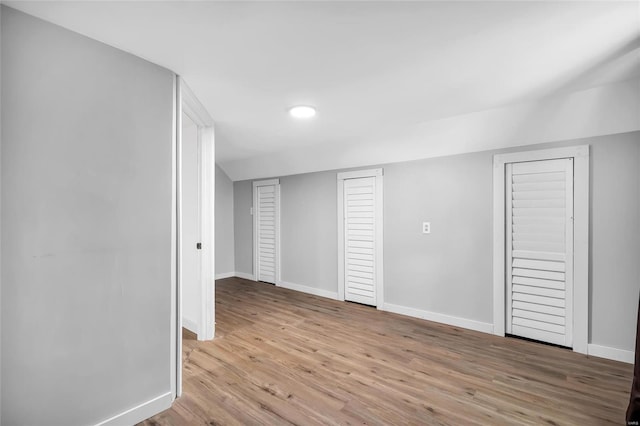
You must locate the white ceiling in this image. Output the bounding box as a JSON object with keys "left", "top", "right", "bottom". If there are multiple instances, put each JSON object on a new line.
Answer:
{"left": 7, "top": 1, "right": 640, "bottom": 180}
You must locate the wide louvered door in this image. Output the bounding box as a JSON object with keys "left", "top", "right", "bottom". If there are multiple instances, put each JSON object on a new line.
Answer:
{"left": 257, "top": 185, "right": 276, "bottom": 284}
{"left": 507, "top": 158, "right": 573, "bottom": 347}
{"left": 344, "top": 177, "right": 376, "bottom": 306}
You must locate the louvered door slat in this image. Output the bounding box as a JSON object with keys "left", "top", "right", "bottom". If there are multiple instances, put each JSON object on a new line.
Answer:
{"left": 512, "top": 250, "right": 565, "bottom": 262}
{"left": 512, "top": 300, "right": 565, "bottom": 317}
{"left": 512, "top": 292, "right": 565, "bottom": 308}
{"left": 507, "top": 158, "right": 573, "bottom": 347}
{"left": 347, "top": 253, "right": 373, "bottom": 261}
{"left": 344, "top": 177, "right": 377, "bottom": 306}
{"left": 512, "top": 276, "right": 565, "bottom": 290}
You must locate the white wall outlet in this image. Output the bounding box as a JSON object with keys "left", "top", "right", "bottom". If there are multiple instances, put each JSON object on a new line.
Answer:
{"left": 422, "top": 222, "right": 431, "bottom": 234}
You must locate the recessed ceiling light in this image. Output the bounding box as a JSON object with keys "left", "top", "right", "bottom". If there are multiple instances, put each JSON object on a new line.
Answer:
{"left": 289, "top": 105, "right": 316, "bottom": 119}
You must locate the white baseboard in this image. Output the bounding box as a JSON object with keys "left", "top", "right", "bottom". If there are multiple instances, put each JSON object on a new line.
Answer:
{"left": 588, "top": 344, "right": 634, "bottom": 364}
{"left": 381, "top": 303, "right": 494, "bottom": 335}
{"left": 215, "top": 272, "right": 235, "bottom": 280}
{"left": 182, "top": 317, "right": 198, "bottom": 335}
{"left": 95, "top": 391, "right": 173, "bottom": 426}
{"left": 277, "top": 280, "right": 339, "bottom": 300}
{"left": 234, "top": 271, "right": 255, "bottom": 281}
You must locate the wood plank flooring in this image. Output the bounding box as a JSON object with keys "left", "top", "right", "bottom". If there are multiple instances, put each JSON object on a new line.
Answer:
{"left": 141, "top": 277, "right": 633, "bottom": 425}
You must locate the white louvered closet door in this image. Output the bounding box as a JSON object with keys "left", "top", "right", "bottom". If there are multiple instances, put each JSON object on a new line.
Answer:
{"left": 344, "top": 177, "right": 377, "bottom": 306}
{"left": 257, "top": 185, "right": 277, "bottom": 284}
{"left": 507, "top": 158, "right": 573, "bottom": 347}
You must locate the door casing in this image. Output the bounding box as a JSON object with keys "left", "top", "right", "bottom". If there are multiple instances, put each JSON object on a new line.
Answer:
{"left": 172, "top": 76, "right": 215, "bottom": 400}
{"left": 337, "top": 168, "right": 384, "bottom": 309}
{"left": 493, "top": 146, "right": 589, "bottom": 354}
{"left": 252, "top": 179, "right": 281, "bottom": 284}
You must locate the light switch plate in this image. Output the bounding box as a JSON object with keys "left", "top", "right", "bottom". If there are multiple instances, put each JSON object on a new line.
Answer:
{"left": 422, "top": 222, "right": 431, "bottom": 234}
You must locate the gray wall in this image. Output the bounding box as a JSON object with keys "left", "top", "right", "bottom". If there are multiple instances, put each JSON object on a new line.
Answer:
{"left": 234, "top": 180, "right": 253, "bottom": 275}
{"left": 589, "top": 135, "right": 640, "bottom": 350}
{"left": 234, "top": 132, "right": 640, "bottom": 352}
{"left": 384, "top": 152, "right": 493, "bottom": 322}
{"left": 280, "top": 172, "right": 337, "bottom": 290}
{"left": 1, "top": 7, "right": 174, "bottom": 425}
{"left": 215, "top": 165, "right": 235, "bottom": 275}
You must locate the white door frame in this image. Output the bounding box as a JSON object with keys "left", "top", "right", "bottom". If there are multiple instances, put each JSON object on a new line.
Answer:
{"left": 171, "top": 77, "right": 215, "bottom": 400}
{"left": 252, "top": 179, "right": 281, "bottom": 284}
{"left": 492, "top": 145, "right": 589, "bottom": 354}
{"left": 337, "top": 168, "right": 384, "bottom": 309}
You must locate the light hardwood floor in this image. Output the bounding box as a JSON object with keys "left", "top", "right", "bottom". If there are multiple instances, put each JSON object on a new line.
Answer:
{"left": 141, "top": 277, "right": 633, "bottom": 425}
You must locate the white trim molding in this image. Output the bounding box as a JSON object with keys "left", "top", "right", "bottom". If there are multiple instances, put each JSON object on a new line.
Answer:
{"left": 587, "top": 344, "right": 634, "bottom": 364}
{"left": 170, "top": 74, "right": 178, "bottom": 400}
{"left": 215, "top": 272, "right": 235, "bottom": 280}
{"left": 252, "top": 179, "right": 281, "bottom": 284}
{"left": 181, "top": 80, "right": 213, "bottom": 127}
{"left": 493, "top": 145, "right": 590, "bottom": 354}
{"left": 235, "top": 271, "right": 256, "bottom": 281}
{"left": 381, "top": 303, "right": 494, "bottom": 335}
{"left": 177, "top": 76, "right": 215, "bottom": 345}
{"left": 94, "top": 392, "right": 173, "bottom": 426}
{"left": 336, "top": 168, "right": 383, "bottom": 180}
{"left": 277, "top": 281, "right": 339, "bottom": 301}
{"left": 182, "top": 317, "right": 199, "bottom": 335}
{"left": 253, "top": 178, "right": 279, "bottom": 187}
{"left": 198, "top": 125, "right": 215, "bottom": 343}
{"left": 173, "top": 76, "right": 216, "bottom": 400}
{"left": 337, "top": 168, "right": 384, "bottom": 309}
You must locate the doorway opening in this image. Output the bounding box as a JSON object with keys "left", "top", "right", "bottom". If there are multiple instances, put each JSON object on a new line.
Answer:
{"left": 171, "top": 77, "right": 215, "bottom": 399}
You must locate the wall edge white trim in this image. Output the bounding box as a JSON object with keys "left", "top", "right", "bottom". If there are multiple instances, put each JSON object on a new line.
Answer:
{"left": 215, "top": 272, "right": 235, "bottom": 280}
{"left": 235, "top": 271, "right": 256, "bottom": 281}
{"left": 336, "top": 168, "right": 383, "bottom": 180}
{"left": 277, "top": 280, "right": 339, "bottom": 300}
{"left": 182, "top": 317, "right": 198, "bottom": 335}
{"left": 94, "top": 392, "right": 173, "bottom": 426}
{"left": 252, "top": 178, "right": 280, "bottom": 188}
{"left": 181, "top": 80, "right": 213, "bottom": 127}
{"left": 170, "top": 74, "right": 178, "bottom": 399}
{"left": 199, "top": 125, "right": 216, "bottom": 343}
{"left": 382, "top": 303, "right": 494, "bottom": 335}
{"left": 178, "top": 76, "right": 216, "bottom": 348}
{"left": 587, "top": 344, "right": 634, "bottom": 364}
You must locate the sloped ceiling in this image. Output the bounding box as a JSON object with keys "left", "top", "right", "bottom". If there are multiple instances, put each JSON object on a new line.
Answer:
{"left": 7, "top": 1, "right": 640, "bottom": 180}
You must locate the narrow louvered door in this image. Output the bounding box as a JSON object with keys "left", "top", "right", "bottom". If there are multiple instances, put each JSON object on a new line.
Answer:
{"left": 344, "top": 177, "right": 377, "bottom": 306}
{"left": 507, "top": 158, "right": 573, "bottom": 347}
{"left": 257, "top": 185, "right": 277, "bottom": 284}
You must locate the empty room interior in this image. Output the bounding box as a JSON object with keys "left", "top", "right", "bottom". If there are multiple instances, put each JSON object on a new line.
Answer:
{"left": 1, "top": 1, "right": 640, "bottom": 425}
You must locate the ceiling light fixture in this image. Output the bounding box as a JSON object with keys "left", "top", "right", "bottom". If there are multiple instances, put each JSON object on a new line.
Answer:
{"left": 289, "top": 105, "right": 316, "bottom": 119}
